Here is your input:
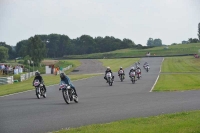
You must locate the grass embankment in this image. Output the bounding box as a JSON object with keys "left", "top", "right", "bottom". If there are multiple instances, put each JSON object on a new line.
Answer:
{"left": 99, "top": 58, "right": 140, "bottom": 72}
{"left": 66, "top": 43, "right": 200, "bottom": 58}
{"left": 154, "top": 56, "right": 200, "bottom": 91}
{"left": 55, "top": 110, "right": 200, "bottom": 133}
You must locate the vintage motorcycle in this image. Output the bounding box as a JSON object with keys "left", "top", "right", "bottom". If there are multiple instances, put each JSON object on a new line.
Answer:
{"left": 34, "top": 79, "right": 46, "bottom": 99}
{"left": 59, "top": 82, "right": 78, "bottom": 104}
{"left": 106, "top": 72, "right": 113, "bottom": 86}
{"left": 118, "top": 70, "right": 125, "bottom": 82}
{"left": 130, "top": 71, "right": 136, "bottom": 84}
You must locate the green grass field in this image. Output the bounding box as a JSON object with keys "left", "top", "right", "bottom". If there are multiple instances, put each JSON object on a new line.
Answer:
{"left": 55, "top": 110, "right": 200, "bottom": 133}
{"left": 154, "top": 56, "right": 200, "bottom": 91}
{"left": 99, "top": 58, "right": 140, "bottom": 72}
{"left": 162, "top": 56, "right": 200, "bottom": 72}
{"left": 65, "top": 43, "right": 200, "bottom": 59}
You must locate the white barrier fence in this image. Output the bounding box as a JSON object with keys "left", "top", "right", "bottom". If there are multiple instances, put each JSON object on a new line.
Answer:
{"left": 62, "top": 65, "right": 72, "bottom": 72}
{"left": 0, "top": 76, "right": 14, "bottom": 85}
{"left": 20, "top": 71, "right": 36, "bottom": 82}
{"left": 0, "top": 72, "right": 36, "bottom": 85}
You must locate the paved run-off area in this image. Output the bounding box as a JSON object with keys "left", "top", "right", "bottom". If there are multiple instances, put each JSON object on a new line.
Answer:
{"left": 1, "top": 57, "right": 200, "bottom": 133}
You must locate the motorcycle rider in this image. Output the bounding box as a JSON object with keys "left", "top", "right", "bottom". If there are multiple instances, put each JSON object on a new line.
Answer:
{"left": 33, "top": 71, "right": 47, "bottom": 93}
{"left": 59, "top": 72, "right": 78, "bottom": 96}
{"left": 104, "top": 66, "right": 114, "bottom": 82}
{"left": 136, "top": 66, "right": 142, "bottom": 77}
{"left": 143, "top": 62, "right": 148, "bottom": 68}
{"left": 118, "top": 67, "right": 125, "bottom": 79}
{"left": 129, "top": 67, "right": 137, "bottom": 80}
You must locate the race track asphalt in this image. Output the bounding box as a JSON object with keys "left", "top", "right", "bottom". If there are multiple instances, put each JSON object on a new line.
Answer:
{"left": 1, "top": 57, "right": 200, "bottom": 133}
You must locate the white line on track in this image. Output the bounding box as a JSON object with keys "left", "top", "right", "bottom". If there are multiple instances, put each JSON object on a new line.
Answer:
{"left": 150, "top": 58, "right": 164, "bottom": 92}
{"left": 0, "top": 75, "right": 101, "bottom": 98}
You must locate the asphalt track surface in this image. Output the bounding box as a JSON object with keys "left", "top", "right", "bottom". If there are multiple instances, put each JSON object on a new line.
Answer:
{"left": 1, "top": 57, "right": 200, "bottom": 133}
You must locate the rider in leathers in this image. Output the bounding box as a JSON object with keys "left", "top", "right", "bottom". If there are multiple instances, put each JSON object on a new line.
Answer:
{"left": 104, "top": 67, "right": 114, "bottom": 82}
{"left": 33, "top": 71, "right": 47, "bottom": 93}
{"left": 118, "top": 67, "right": 125, "bottom": 79}
{"left": 59, "top": 72, "right": 78, "bottom": 96}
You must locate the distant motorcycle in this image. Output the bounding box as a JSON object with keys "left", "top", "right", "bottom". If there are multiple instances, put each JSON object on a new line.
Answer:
{"left": 59, "top": 82, "right": 78, "bottom": 104}
{"left": 130, "top": 71, "right": 136, "bottom": 84}
{"left": 34, "top": 79, "right": 46, "bottom": 99}
{"left": 136, "top": 69, "right": 141, "bottom": 79}
{"left": 118, "top": 70, "right": 124, "bottom": 82}
{"left": 106, "top": 72, "right": 113, "bottom": 86}
{"left": 145, "top": 65, "right": 150, "bottom": 72}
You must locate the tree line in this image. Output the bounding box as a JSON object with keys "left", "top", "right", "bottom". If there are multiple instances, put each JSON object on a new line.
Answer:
{"left": 15, "top": 34, "right": 136, "bottom": 59}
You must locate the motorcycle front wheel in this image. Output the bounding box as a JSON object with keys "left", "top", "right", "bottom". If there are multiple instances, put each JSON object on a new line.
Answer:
{"left": 62, "top": 90, "right": 70, "bottom": 104}
{"left": 36, "top": 87, "right": 41, "bottom": 99}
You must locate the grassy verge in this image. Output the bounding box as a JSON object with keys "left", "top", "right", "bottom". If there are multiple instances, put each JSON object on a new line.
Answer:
{"left": 154, "top": 56, "right": 200, "bottom": 91}
{"left": 0, "top": 73, "right": 100, "bottom": 96}
{"left": 154, "top": 74, "right": 200, "bottom": 91}
{"left": 99, "top": 58, "right": 140, "bottom": 72}
{"left": 54, "top": 110, "right": 200, "bottom": 133}
{"left": 162, "top": 56, "right": 200, "bottom": 72}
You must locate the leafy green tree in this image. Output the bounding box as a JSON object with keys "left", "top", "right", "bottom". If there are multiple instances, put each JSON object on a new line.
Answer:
{"left": 188, "top": 38, "right": 199, "bottom": 43}
{"left": 0, "top": 46, "right": 9, "bottom": 62}
{"left": 16, "top": 40, "right": 29, "bottom": 57}
{"left": 0, "top": 42, "right": 16, "bottom": 59}
{"left": 147, "top": 38, "right": 154, "bottom": 46}
{"left": 153, "top": 39, "right": 162, "bottom": 46}
{"left": 27, "top": 35, "right": 47, "bottom": 66}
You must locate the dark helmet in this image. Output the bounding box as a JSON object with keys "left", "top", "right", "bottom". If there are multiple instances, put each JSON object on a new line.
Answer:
{"left": 60, "top": 72, "right": 65, "bottom": 79}
{"left": 35, "top": 71, "right": 40, "bottom": 76}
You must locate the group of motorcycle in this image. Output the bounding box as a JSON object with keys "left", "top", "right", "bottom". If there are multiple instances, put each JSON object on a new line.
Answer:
{"left": 105, "top": 62, "right": 150, "bottom": 86}
{"left": 33, "top": 80, "right": 78, "bottom": 104}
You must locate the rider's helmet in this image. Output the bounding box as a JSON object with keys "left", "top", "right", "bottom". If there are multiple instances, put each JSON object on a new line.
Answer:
{"left": 60, "top": 72, "right": 66, "bottom": 79}
{"left": 107, "top": 66, "right": 110, "bottom": 70}
{"left": 35, "top": 71, "right": 40, "bottom": 76}
{"left": 120, "top": 67, "right": 122, "bottom": 70}
{"left": 131, "top": 67, "right": 134, "bottom": 70}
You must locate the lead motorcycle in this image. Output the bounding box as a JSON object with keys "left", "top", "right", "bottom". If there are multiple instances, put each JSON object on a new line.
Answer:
{"left": 59, "top": 82, "right": 78, "bottom": 104}
{"left": 34, "top": 79, "right": 46, "bottom": 99}
{"left": 106, "top": 72, "right": 113, "bottom": 86}
{"left": 118, "top": 70, "right": 124, "bottom": 82}
{"left": 130, "top": 71, "right": 136, "bottom": 84}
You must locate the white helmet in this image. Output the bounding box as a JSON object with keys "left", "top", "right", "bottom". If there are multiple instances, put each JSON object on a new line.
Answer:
{"left": 131, "top": 67, "right": 134, "bottom": 70}
{"left": 107, "top": 66, "right": 110, "bottom": 69}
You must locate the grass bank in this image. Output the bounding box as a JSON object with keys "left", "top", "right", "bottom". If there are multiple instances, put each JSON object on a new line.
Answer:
{"left": 65, "top": 43, "right": 200, "bottom": 59}
{"left": 54, "top": 110, "right": 200, "bottom": 133}
{"left": 0, "top": 73, "right": 101, "bottom": 96}
{"left": 99, "top": 58, "right": 140, "bottom": 72}
{"left": 162, "top": 56, "right": 200, "bottom": 72}
{"left": 154, "top": 56, "right": 200, "bottom": 91}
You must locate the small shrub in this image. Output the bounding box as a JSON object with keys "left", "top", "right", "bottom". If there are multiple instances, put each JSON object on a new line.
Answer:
{"left": 13, "top": 74, "right": 21, "bottom": 81}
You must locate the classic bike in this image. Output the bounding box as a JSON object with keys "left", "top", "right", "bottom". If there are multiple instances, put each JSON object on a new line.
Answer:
{"left": 130, "top": 71, "right": 136, "bottom": 84}
{"left": 118, "top": 70, "right": 124, "bottom": 82}
{"left": 34, "top": 79, "right": 46, "bottom": 99}
{"left": 136, "top": 69, "right": 141, "bottom": 79}
{"left": 59, "top": 82, "right": 78, "bottom": 104}
{"left": 106, "top": 72, "right": 113, "bottom": 86}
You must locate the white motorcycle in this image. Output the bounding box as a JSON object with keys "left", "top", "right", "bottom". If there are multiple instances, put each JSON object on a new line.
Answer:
{"left": 59, "top": 82, "right": 78, "bottom": 104}
{"left": 118, "top": 70, "right": 124, "bottom": 82}
{"left": 130, "top": 71, "right": 136, "bottom": 84}
{"left": 136, "top": 69, "right": 141, "bottom": 79}
{"left": 106, "top": 72, "right": 113, "bottom": 86}
{"left": 34, "top": 79, "right": 46, "bottom": 99}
